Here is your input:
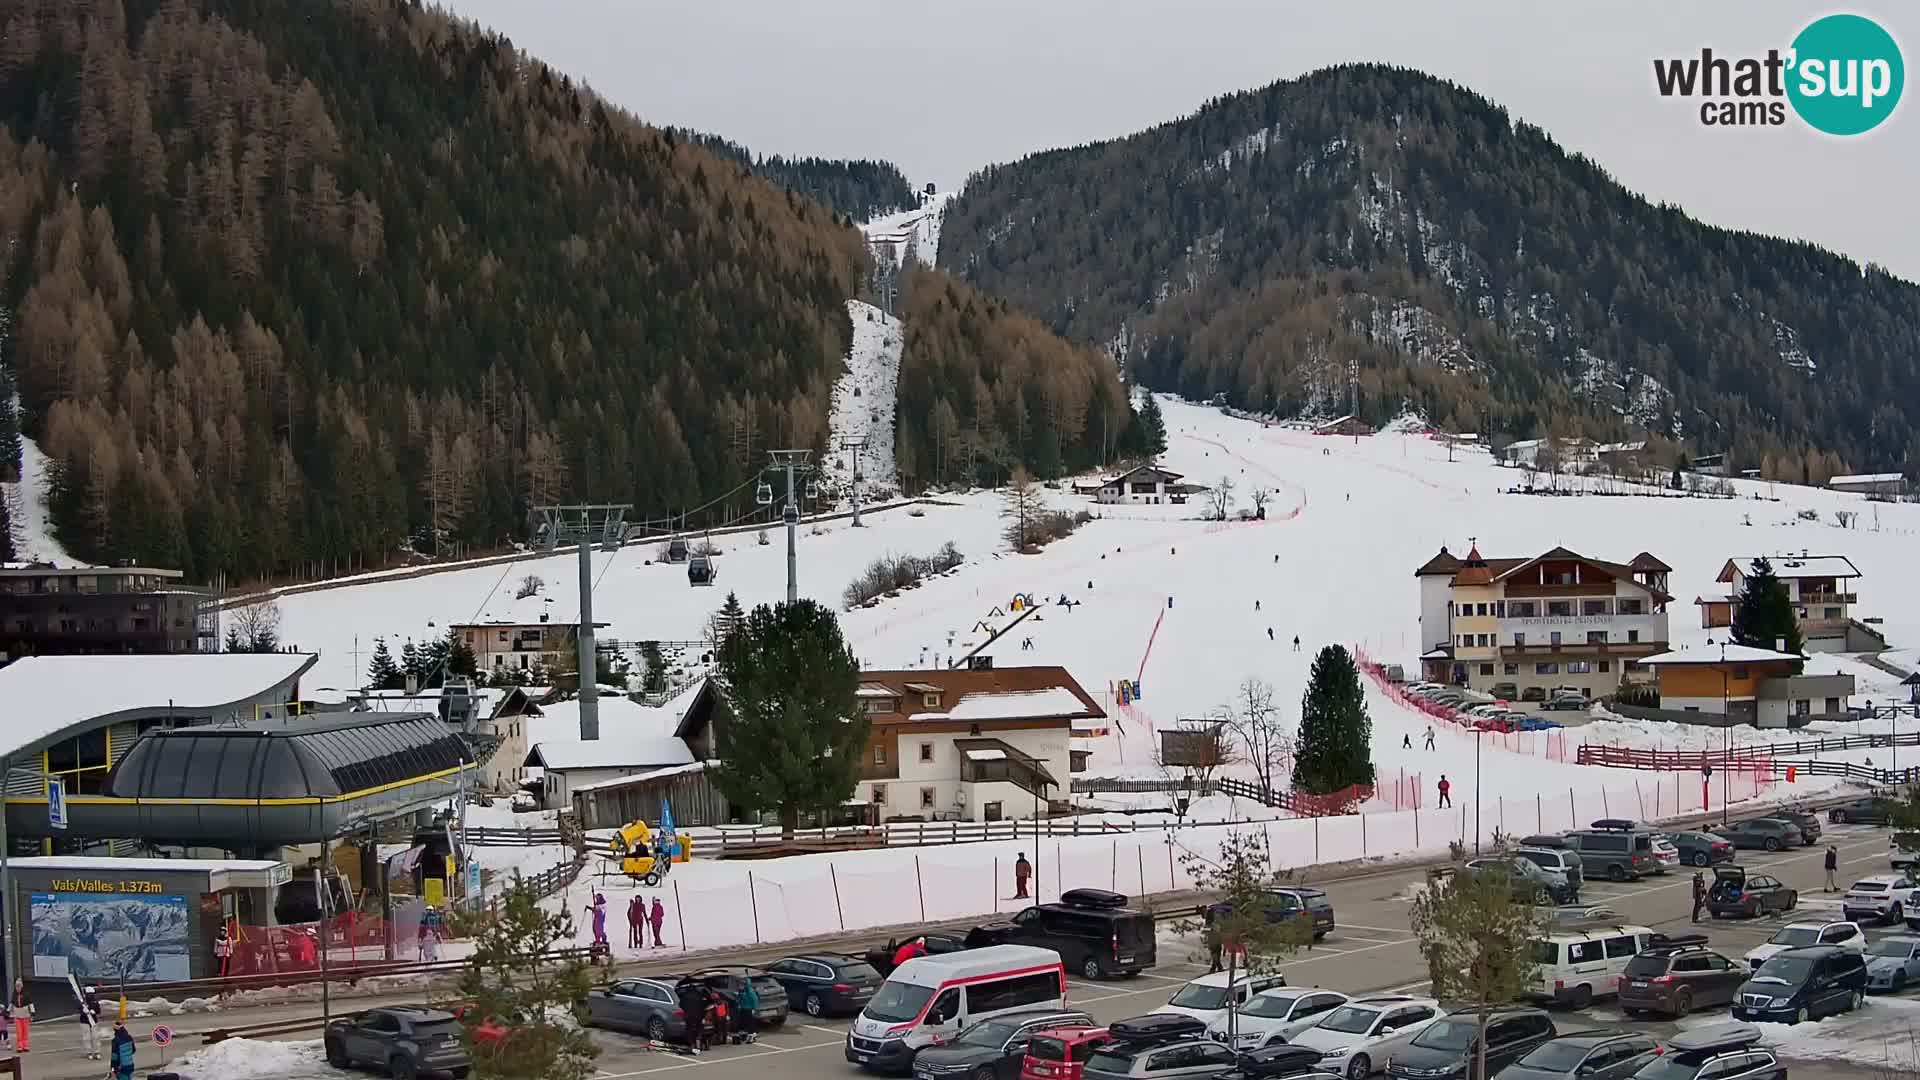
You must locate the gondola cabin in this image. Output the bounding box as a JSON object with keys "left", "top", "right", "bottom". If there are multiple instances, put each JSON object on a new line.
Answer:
{"left": 666, "top": 536, "right": 689, "bottom": 563}
{"left": 687, "top": 554, "right": 716, "bottom": 587}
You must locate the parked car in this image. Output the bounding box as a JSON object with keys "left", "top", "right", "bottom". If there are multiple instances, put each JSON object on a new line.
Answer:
{"left": 1892, "top": 832, "right": 1920, "bottom": 873}
{"left": 1163, "top": 972, "right": 1292, "bottom": 1028}
{"left": 1616, "top": 939, "right": 1745, "bottom": 1017}
{"left": 1733, "top": 945, "right": 1868, "bottom": 1023}
{"left": 1511, "top": 847, "right": 1584, "bottom": 892}
{"left": 1285, "top": 996, "right": 1442, "bottom": 1079}
{"left": 1624, "top": 1023, "right": 1781, "bottom": 1079}
{"left": 1382, "top": 1007, "right": 1553, "bottom": 1078}
{"left": 1763, "top": 809, "right": 1823, "bottom": 845}
{"left": 765, "top": 953, "right": 884, "bottom": 1017}
{"left": 1648, "top": 837, "right": 1681, "bottom": 872}
{"left": 1230, "top": 1044, "right": 1340, "bottom": 1080}
{"left": 1659, "top": 831, "right": 1734, "bottom": 869}
{"left": 1491, "top": 1029, "right": 1659, "bottom": 1080}
{"left": 1539, "top": 695, "right": 1591, "bottom": 713}
{"left": 911, "top": 1008, "right": 1094, "bottom": 1080}
{"left": 1206, "top": 989, "right": 1351, "bottom": 1051}
{"left": 1561, "top": 827, "right": 1658, "bottom": 882}
{"left": 968, "top": 889, "right": 1158, "bottom": 980}
{"left": 1742, "top": 921, "right": 1864, "bottom": 970}
{"left": 1022, "top": 1025, "right": 1114, "bottom": 1080}
{"left": 1082, "top": 1015, "right": 1236, "bottom": 1080}
{"left": 681, "top": 966, "right": 791, "bottom": 1027}
{"left": 584, "top": 978, "right": 688, "bottom": 1042}
{"left": 1864, "top": 936, "right": 1920, "bottom": 992}
{"left": 1842, "top": 874, "right": 1920, "bottom": 925}
{"left": 1207, "top": 887, "right": 1336, "bottom": 940}
{"left": 1829, "top": 796, "right": 1894, "bottom": 825}
{"left": 1705, "top": 866, "right": 1798, "bottom": 919}
{"left": 1461, "top": 857, "right": 1578, "bottom": 905}
{"left": 324, "top": 1006, "right": 471, "bottom": 1079}
{"left": 867, "top": 933, "right": 972, "bottom": 976}
{"left": 1711, "top": 818, "right": 1802, "bottom": 852}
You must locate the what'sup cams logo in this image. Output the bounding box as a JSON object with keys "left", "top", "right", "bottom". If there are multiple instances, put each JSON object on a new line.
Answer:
{"left": 1654, "top": 13, "right": 1904, "bottom": 134}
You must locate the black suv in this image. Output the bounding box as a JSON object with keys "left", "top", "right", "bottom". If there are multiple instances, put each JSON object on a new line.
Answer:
{"left": 1382, "top": 1006, "right": 1552, "bottom": 1078}
{"left": 1494, "top": 1029, "right": 1658, "bottom": 1079}
{"left": 766, "top": 953, "right": 883, "bottom": 1017}
{"left": 968, "top": 889, "right": 1157, "bottom": 979}
{"left": 1206, "top": 887, "right": 1336, "bottom": 941}
{"left": 1762, "top": 809, "right": 1822, "bottom": 845}
{"left": 1617, "top": 938, "right": 1744, "bottom": 1017}
{"left": 1733, "top": 944, "right": 1868, "bottom": 1024}
{"left": 1829, "top": 796, "right": 1893, "bottom": 825}
{"left": 325, "top": 1006, "right": 471, "bottom": 1079}
{"left": 909, "top": 1008, "right": 1093, "bottom": 1080}
{"left": 1630, "top": 1023, "right": 1783, "bottom": 1079}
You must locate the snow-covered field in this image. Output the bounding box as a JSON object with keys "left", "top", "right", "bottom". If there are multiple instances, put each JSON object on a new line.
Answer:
{"left": 272, "top": 394, "right": 1920, "bottom": 956}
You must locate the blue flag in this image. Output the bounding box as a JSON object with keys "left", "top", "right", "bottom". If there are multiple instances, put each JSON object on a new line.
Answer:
{"left": 659, "top": 800, "right": 677, "bottom": 856}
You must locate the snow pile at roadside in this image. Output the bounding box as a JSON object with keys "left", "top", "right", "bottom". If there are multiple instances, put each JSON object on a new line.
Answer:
{"left": 166, "top": 1036, "right": 333, "bottom": 1080}
{"left": 1678, "top": 995, "right": 1920, "bottom": 1070}
{"left": 822, "top": 299, "right": 903, "bottom": 500}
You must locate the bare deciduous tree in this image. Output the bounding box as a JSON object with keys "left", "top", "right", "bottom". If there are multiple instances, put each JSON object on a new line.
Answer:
{"left": 1249, "top": 487, "right": 1272, "bottom": 516}
{"left": 1224, "top": 678, "right": 1293, "bottom": 797}
{"left": 1158, "top": 718, "right": 1239, "bottom": 796}
{"left": 1206, "top": 474, "right": 1236, "bottom": 520}
{"left": 227, "top": 598, "right": 283, "bottom": 652}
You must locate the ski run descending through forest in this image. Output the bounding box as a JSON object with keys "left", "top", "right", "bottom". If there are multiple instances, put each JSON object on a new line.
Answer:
{"left": 267, "top": 393, "right": 1920, "bottom": 958}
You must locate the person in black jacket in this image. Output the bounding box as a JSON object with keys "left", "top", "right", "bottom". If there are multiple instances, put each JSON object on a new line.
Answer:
{"left": 1825, "top": 845, "right": 1840, "bottom": 891}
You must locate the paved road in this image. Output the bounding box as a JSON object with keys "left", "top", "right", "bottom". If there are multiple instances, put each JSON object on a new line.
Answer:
{"left": 11, "top": 822, "right": 1902, "bottom": 1080}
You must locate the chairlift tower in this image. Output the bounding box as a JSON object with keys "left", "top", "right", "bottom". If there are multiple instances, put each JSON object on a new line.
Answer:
{"left": 761, "top": 450, "right": 815, "bottom": 605}
{"left": 838, "top": 435, "right": 870, "bottom": 527}
{"left": 531, "top": 503, "right": 630, "bottom": 741}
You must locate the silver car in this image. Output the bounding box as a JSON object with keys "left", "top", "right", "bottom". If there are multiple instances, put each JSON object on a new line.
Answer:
{"left": 1865, "top": 937, "right": 1920, "bottom": 993}
{"left": 585, "top": 978, "right": 688, "bottom": 1041}
{"left": 1083, "top": 1038, "right": 1239, "bottom": 1080}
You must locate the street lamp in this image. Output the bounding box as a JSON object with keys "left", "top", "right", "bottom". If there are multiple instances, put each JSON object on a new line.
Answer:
{"left": 1473, "top": 725, "right": 1485, "bottom": 854}
{"left": 1709, "top": 638, "right": 1729, "bottom": 823}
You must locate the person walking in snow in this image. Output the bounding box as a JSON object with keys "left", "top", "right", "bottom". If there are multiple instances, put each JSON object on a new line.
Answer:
{"left": 627, "top": 896, "right": 645, "bottom": 949}
{"left": 1267, "top": 627, "right": 1274, "bottom": 641}
{"left": 1436, "top": 775, "right": 1452, "bottom": 808}
{"left": 650, "top": 896, "right": 667, "bottom": 948}
{"left": 1691, "top": 871, "right": 1707, "bottom": 923}
{"left": 1254, "top": 599, "right": 1261, "bottom": 611}
{"left": 1292, "top": 635, "right": 1301, "bottom": 652}
{"left": 1014, "top": 852, "right": 1033, "bottom": 899}
{"left": 1825, "top": 845, "right": 1839, "bottom": 891}
{"left": 1423, "top": 727, "right": 1436, "bottom": 751}
{"left": 1402, "top": 734, "right": 1412, "bottom": 750}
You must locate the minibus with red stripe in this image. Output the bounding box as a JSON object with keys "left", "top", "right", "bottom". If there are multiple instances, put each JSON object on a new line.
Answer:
{"left": 846, "top": 945, "right": 1067, "bottom": 1073}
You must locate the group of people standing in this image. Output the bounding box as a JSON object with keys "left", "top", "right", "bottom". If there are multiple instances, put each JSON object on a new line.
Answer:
{"left": 0, "top": 978, "right": 136, "bottom": 1079}
{"left": 580, "top": 892, "right": 669, "bottom": 950}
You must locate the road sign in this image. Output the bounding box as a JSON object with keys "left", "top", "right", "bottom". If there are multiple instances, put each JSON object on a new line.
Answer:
{"left": 152, "top": 1024, "right": 173, "bottom": 1047}
{"left": 47, "top": 777, "right": 67, "bottom": 830}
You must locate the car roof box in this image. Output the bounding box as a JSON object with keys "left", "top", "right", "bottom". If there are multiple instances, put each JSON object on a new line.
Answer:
{"left": 1665, "top": 1022, "right": 1762, "bottom": 1054}
{"left": 1235, "top": 1044, "right": 1324, "bottom": 1076}
{"left": 1108, "top": 1013, "right": 1207, "bottom": 1044}
{"left": 1059, "top": 887, "right": 1129, "bottom": 909}
{"left": 1588, "top": 819, "right": 1638, "bottom": 832}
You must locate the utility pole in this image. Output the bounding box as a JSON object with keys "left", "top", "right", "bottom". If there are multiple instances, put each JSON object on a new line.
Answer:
{"left": 839, "top": 435, "right": 870, "bottom": 527}
{"left": 532, "top": 503, "right": 630, "bottom": 740}
{"left": 762, "top": 451, "right": 815, "bottom": 605}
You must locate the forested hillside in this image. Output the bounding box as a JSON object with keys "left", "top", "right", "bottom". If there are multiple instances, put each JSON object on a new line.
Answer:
{"left": 942, "top": 64, "right": 1920, "bottom": 478}
{"left": 666, "top": 128, "right": 918, "bottom": 222}
{"left": 894, "top": 266, "right": 1136, "bottom": 491}
{"left": 0, "top": 0, "right": 873, "bottom": 581}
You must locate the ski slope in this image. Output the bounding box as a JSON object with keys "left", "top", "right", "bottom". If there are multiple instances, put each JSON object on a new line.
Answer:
{"left": 821, "top": 300, "right": 903, "bottom": 502}
{"left": 278, "top": 394, "right": 1920, "bottom": 804}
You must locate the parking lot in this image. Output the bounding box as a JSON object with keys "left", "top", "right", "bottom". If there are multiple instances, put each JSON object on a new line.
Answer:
{"left": 14, "top": 818, "right": 1910, "bottom": 1080}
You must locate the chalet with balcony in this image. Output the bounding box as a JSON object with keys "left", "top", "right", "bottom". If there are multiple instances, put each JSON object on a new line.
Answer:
{"left": 1696, "top": 554, "right": 1880, "bottom": 653}
{"left": 1414, "top": 545, "right": 1671, "bottom": 699}
{"left": 452, "top": 617, "right": 609, "bottom": 675}
{"left": 0, "top": 562, "right": 214, "bottom": 663}
{"left": 1637, "top": 644, "right": 1855, "bottom": 728}
{"left": 851, "top": 666, "right": 1102, "bottom": 822}
{"left": 1096, "top": 465, "right": 1185, "bottom": 505}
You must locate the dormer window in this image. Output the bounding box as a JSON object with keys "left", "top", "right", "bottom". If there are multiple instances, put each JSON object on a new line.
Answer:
{"left": 923, "top": 693, "right": 941, "bottom": 708}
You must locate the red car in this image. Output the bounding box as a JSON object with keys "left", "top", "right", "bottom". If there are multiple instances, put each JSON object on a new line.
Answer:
{"left": 1021, "top": 1026, "right": 1111, "bottom": 1080}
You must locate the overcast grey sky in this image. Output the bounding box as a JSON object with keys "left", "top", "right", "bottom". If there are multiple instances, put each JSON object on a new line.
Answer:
{"left": 441, "top": 1, "right": 1917, "bottom": 281}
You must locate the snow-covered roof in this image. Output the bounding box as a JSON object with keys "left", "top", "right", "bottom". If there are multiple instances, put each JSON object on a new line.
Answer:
{"left": 1638, "top": 644, "right": 1805, "bottom": 666}
{"left": 961, "top": 747, "right": 1008, "bottom": 762}
{"left": 1830, "top": 473, "right": 1905, "bottom": 486}
{"left": 947, "top": 687, "right": 1089, "bottom": 722}
{"left": 4, "top": 855, "right": 283, "bottom": 872}
{"left": 0, "top": 653, "right": 317, "bottom": 757}
{"left": 856, "top": 684, "right": 897, "bottom": 698}
{"left": 526, "top": 736, "right": 694, "bottom": 771}
{"left": 571, "top": 761, "right": 708, "bottom": 793}
{"left": 1720, "top": 555, "right": 1861, "bottom": 581}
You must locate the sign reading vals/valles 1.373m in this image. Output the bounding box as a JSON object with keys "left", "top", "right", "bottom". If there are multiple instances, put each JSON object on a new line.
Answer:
{"left": 47, "top": 878, "right": 168, "bottom": 894}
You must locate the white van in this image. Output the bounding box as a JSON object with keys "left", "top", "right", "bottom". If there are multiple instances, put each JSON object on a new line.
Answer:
{"left": 845, "top": 945, "right": 1067, "bottom": 1071}
{"left": 1527, "top": 924, "right": 1658, "bottom": 1007}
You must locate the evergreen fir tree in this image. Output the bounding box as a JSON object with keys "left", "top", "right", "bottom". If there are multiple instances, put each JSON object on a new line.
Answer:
{"left": 710, "top": 591, "right": 746, "bottom": 648}
{"left": 366, "top": 637, "right": 403, "bottom": 690}
{"left": 224, "top": 625, "right": 245, "bottom": 653}
{"left": 0, "top": 367, "right": 20, "bottom": 484}
{"left": 1137, "top": 394, "right": 1169, "bottom": 460}
{"left": 711, "top": 600, "right": 867, "bottom": 836}
{"left": 1730, "top": 557, "right": 1805, "bottom": 662}
{"left": 400, "top": 639, "right": 424, "bottom": 687}
{"left": 1295, "top": 644, "right": 1375, "bottom": 794}
{"left": 0, "top": 490, "right": 12, "bottom": 562}
{"left": 446, "top": 628, "right": 478, "bottom": 679}
{"left": 422, "top": 634, "right": 453, "bottom": 688}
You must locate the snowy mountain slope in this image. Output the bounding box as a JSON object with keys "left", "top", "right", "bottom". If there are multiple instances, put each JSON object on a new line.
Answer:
{"left": 862, "top": 191, "right": 952, "bottom": 268}
{"left": 2, "top": 434, "right": 75, "bottom": 563}
{"left": 275, "top": 395, "right": 1920, "bottom": 801}
{"left": 821, "top": 300, "right": 903, "bottom": 500}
